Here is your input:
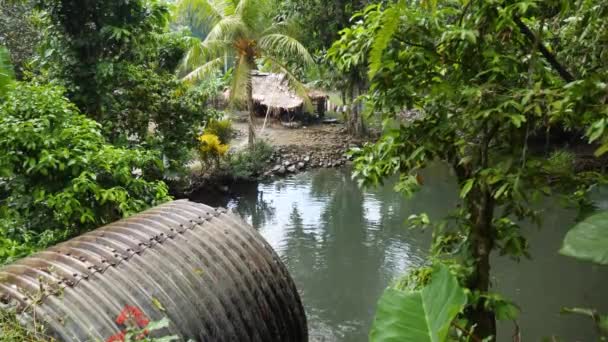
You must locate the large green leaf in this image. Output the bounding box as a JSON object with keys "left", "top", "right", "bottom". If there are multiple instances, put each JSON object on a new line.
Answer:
{"left": 560, "top": 211, "right": 608, "bottom": 265}
{"left": 369, "top": 265, "right": 467, "bottom": 342}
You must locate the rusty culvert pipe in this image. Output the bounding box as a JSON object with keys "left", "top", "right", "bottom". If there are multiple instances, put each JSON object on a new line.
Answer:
{"left": 0, "top": 200, "right": 307, "bottom": 341}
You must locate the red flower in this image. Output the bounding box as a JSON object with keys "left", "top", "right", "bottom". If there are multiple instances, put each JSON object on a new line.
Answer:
{"left": 115, "top": 305, "right": 150, "bottom": 328}
{"left": 106, "top": 330, "right": 126, "bottom": 342}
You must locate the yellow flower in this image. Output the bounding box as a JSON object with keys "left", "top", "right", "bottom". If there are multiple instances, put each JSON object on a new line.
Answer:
{"left": 198, "top": 133, "right": 229, "bottom": 161}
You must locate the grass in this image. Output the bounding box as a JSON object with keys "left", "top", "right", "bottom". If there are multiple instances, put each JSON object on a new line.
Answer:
{"left": 0, "top": 309, "right": 54, "bottom": 342}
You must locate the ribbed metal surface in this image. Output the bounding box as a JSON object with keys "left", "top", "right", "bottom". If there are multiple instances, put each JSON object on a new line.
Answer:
{"left": 0, "top": 200, "right": 307, "bottom": 341}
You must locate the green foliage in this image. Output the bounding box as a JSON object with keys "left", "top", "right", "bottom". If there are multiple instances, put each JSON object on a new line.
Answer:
{"left": 205, "top": 119, "right": 234, "bottom": 144}
{"left": 325, "top": 7, "right": 378, "bottom": 136}
{"left": 36, "top": 0, "right": 170, "bottom": 114}
{"left": 340, "top": 0, "right": 608, "bottom": 338}
{"left": 561, "top": 210, "right": 608, "bottom": 265}
{"left": 224, "top": 141, "right": 274, "bottom": 180}
{"left": 34, "top": 0, "right": 211, "bottom": 169}
{"left": 0, "top": 83, "right": 171, "bottom": 265}
{"left": 0, "top": 308, "right": 52, "bottom": 342}
{"left": 278, "top": 0, "right": 372, "bottom": 52}
{"left": 0, "top": 0, "right": 42, "bottom": 77}
{"left": 95, "top": 62, "right": 210, "bottom": 171}
{"left": 370, "top": 265, "right": 467, "bottom": 342}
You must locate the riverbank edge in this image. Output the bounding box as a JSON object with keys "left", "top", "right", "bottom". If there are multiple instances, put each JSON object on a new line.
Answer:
{"left": 171, "top": 140, "right": 362, "bottom": 199}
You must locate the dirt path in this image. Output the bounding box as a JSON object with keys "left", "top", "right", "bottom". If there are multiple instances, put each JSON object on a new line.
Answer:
{"left": 230, "top": 115, "right": 353, "bottom": 151}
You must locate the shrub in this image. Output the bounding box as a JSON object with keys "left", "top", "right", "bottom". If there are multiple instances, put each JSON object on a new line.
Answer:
{"left": 0, "top": 83, "right": 171, "bottom": 264}
{"left": 205, "top": 118, "right": 234, "bottom": 144}
{"left": 225, "top": 141, "right": 274, "bottom": 180}
{"left": 198, "top": 133, "right": 229, "bottom": 171}
{"left": 96, "top": 63, "right": 211, "bottom": 173}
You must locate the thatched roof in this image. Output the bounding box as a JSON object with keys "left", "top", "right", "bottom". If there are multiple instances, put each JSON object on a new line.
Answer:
{"left": 224, "top": 72, "right": 328, "bottom": 111}
{"left": 252, "top": 72, "right": 302, "bottom": 110}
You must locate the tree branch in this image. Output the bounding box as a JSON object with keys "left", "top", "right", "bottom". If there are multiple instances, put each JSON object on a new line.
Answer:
{"left": 513, "top": 15, "right": 575, "bottom": 83}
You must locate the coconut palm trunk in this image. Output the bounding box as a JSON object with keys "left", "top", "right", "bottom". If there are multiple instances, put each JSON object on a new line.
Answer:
{"left": 246, "top": 71, "right": 255, "bottom": 147}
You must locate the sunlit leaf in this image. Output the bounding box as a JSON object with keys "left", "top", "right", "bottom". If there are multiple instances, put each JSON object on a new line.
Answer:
{"left": 370, "top": 265, "right": 467, "bottom": 342}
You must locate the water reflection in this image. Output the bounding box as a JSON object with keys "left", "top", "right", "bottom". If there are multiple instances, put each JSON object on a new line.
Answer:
{"left": 194, "top": 167, "right": 456, "bottom": 341}
{"left": 190, "top": 165, "right": 608, "bottom": 341}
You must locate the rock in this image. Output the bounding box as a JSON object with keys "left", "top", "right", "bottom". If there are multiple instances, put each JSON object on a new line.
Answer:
{"left": 304, "top": 156, "right": 310, "bottom": 163}
{"left": 283, "top": 160, "right": 292, "bottom": 167}
{"left": 287, "top": 165, "right": 297, "bottom": 173}
{"left": 297, "top": 162, "right": 306, "bottom": 170}
{"left": 277, "top": 166, "right": 287, "bottom": 175}
{"left": 272, "top": 165, "right": 282, "bottom": 172}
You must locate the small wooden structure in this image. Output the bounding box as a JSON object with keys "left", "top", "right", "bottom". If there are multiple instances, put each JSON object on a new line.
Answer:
{"left": 226, "top": 72, "right": 328, "bottom": 122}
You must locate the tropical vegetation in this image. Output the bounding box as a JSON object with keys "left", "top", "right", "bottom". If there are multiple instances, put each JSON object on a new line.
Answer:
{"left": 0, "top": 0, "right": 607, "bottom": 341}
{"left": 177, "top": 0, "right": 315, "bottom": 147}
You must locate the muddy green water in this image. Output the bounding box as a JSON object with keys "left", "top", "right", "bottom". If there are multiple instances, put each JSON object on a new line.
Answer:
{"left": 191, "top": 164, "right": 607, "bottom": 341}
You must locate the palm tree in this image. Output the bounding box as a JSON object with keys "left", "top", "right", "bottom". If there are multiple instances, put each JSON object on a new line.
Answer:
{"left": 177, "top": 0, "right": 314, "bottom": 147}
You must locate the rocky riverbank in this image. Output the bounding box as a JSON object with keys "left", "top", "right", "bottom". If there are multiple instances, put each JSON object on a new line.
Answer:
{"left": 263, "top": 144, "right": 355, "bottom": 178}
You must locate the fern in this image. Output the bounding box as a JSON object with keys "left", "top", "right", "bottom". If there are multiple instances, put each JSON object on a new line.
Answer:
{"left": 368, "top": 3, "right": 402, "bottom": 78}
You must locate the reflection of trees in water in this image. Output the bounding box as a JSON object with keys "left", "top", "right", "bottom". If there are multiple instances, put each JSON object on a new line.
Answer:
{"left": 287, "top": 165, "right": 455, "bottom": 341}
{"left": 225, "top": 165, "right": 456, "bottom": 341}
{"left": 282, "top": 205, "right": 320, "bottom": 279}
{"left": 233, "top": 185, "right": 276, "bottom": 229}
{"left": 289, "top": 169, "right": 393, "bottom": 341}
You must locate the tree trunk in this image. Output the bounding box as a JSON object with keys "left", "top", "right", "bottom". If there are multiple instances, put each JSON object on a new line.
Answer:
{"left": 465, "top": 123, "right": 498, "bottom": 339}
{"left": 467, "top": 190, "right": 497, "bottom": 339}
{"left": 247, "top": 74, "right": 255, "bottom": 148}
{"left": 347, "top": 82, "right": 366, "bottom": 138}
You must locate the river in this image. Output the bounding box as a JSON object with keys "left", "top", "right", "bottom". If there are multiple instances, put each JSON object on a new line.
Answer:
{"left": 191, "top": 164, "right": 608, "bottom": 341}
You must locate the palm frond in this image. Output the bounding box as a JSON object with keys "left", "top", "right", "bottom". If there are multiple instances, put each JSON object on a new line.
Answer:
{"left": 260, "top": 20, "right": 300, "bottom": 38}
{"left": 368, "top": 2, "right": 403, "bottom": 78}
{"left": 262, "top": 55, "right": 312, "bottom": 112}
{"left": 236, "top": 0, "right": 275, "bottom": 35}
{"left": 0, "top": 46, "right": 15, "bottom": 98}
{"left": 259, "top": 34, "right": 315, "bottom": 67}
{"left": 182, "top": 57, "right": 224, "bottom": 83}
{"left": 205, "top": 15, "right": 249, "bottom": 43}
{"left": 182, "top": 37, "right": 232, "bottom": 67}
{"left": 176, "top": 0, "right": 231, "bottom": 28}
{"left": 229, "top": 56, "right": 253, "bottom": 104}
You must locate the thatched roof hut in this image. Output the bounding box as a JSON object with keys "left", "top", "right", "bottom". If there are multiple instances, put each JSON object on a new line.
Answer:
{"left": 252, "top": 72, "right": 303, "bottom": 112}
{"left": 225, "top": 72, "right": 328, "bottom": 119}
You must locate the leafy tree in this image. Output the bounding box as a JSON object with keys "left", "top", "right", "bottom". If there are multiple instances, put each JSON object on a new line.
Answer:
{"left": 278, "top": 0, "right": 372, "bottom": 52}
{"left": 35, "top": 0, "right": 170, "bottom": 117}
{"left": 326, "top": 6, "right": 380, "bottom": 137}
{"left": 336, "top": 0, "right": 608, "bottom": 339}
{"left": 177, "top": 0, "right": 314, "bottom": 147}
{"left": 34, "top": 0, "right": 211, "bottom": 170}
{"left": 0, "top": 83, "right": 171, "bottom": 265}
{"left": 0, "top": 0, "right": 41, "bottom": 78}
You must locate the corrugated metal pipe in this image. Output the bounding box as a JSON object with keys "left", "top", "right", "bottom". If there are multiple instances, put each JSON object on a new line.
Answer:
{"left": 0, "top": 200, "right": 307, "bottom": 341}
